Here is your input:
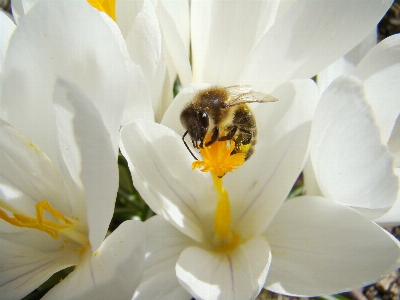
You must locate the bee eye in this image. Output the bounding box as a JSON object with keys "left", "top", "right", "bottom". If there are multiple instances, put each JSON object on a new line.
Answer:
{"left": 197, "top": 110, "right": 209, "bottom": 128}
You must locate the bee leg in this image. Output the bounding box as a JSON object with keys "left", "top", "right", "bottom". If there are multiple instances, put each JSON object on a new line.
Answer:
{"left": 205, "top": 127, "right": 219, "bottom": 147}
{"left": 182, "top": 131, "right": 199, "bottom": 160}
{"left": 218, "top": 125, "right": 238, "bottom": 142}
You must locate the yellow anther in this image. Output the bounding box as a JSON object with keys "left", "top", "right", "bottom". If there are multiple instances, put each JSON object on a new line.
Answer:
{"left": 0, "top": 199, "right": 89, "bottom": 248}
{"left": 87, "top": 0, "right": 117, "bottom": 22}
{"left": 0, "top": 200, "right": 72, "bottom": 238}
{"left": 191, "top": 139, "right": 245, "bottom": 178}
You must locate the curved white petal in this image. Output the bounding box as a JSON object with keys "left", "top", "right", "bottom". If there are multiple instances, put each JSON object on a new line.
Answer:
{"left": 374, "top": 168, "right": 400, "bottom": 226}
{"left": 157, "top": 0, "right": 192, "bottom": 87}
{"left": 354, "top": 34, "right": 400, "bottom": 143}
{"left": 120, "top": 120, "right": 215, "bottom": 242}
{"left": 0, "top": 239, "right": 77, "bottom": 300}
{"left": 176, "top": 236, "right": 271, "bottom": 300}
{"left": 161, "top": 0, "right": 190, "bottom": 54}
{"left": 226, "top": 80, "right": 318, "bottom": 237}
{"left": 0, "top": 11, "right": 16, "bottom": 72}
{"left": 11, "top": 0, "right": 38, "bottom": 24}
{"left": 264, "top": 196, "right": 400, "bottom": 296}
{"left": 302, "top": 156, "right": 323, "bottom": 196}
{"left": 121, "top": 61, "right": 154, "bottom": 126}
{"left": 317, "top": 29, "right": 377, "bottom": 95}
{"left": 238, "top": 0, "right": 392, "bottom": 92}
{"left": 389, "top": 116, "right": 400, "bottom": 168}
{"left": 116, "top": 0, "right": 143, "bottom": 38}
{"left": 53, "top": 79, "right": 118, "bottom": 251}
{"left": 125, "top": 0, "right": 167, "bottom": 121}
{"left": 310, "top": 75, "right": 398, "bottom": 212}
{"left": 1, "top": 0, "right": 128, "bottom": 165}
{"left": 43, "top": 220, "right": 145, "bottom": 300}
{"left": 0, "top": 119, "right": 71, "bottom": 217}
{"left": 191, "top": 0, "right": 279, "bottom": 84}
{"left": 133, "top": 216, "right": 193, "bottom": 300}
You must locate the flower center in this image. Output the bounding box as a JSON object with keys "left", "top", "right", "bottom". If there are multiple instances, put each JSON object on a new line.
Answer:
{"left": 192, "top": 139, "right": 245, "bottom": 178}
{"left": 88, "top": 0, "right": 116, "bottom": 21}
{"left": 0, "top": 198, "right": 89, "bottom": 253}
{"left": 191, "top": 135, "right": 245, "bottom": 254}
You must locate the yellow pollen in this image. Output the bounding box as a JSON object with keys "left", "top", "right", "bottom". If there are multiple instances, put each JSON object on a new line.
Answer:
{"left": 0, "top": 199, "right": 89, "bottom": 247}
{"left": 191, "top": 139, "right": 245, "bottom": 178}
{"left": 88, "top": 0, "right": 117, "bottom": 22}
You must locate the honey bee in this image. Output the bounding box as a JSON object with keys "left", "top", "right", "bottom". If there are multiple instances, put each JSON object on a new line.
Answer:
{"left": 180, "top": 85, "right": 278, "bottom": 160}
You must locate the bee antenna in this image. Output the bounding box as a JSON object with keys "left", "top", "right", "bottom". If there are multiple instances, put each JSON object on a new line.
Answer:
{"left": 182, "top": 131, "right": 199, "bottom": 160}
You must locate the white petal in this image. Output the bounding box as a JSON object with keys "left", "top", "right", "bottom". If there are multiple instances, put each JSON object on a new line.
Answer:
{"left": 0, "top": 238, "right": 77, "bottom": 300}
{"left": 264, "top": 196, "right": 400, "bottom": 296}
{"left": 133, "top": 216, "right": 193, "bottom": 300}
{"left": 238, "top": 0, "right": 392, "bottom": 92}
{"left": 43, "top": 220, "right": 145, "bottom": 300}
{"left": 317, "top": 29, "right": 377, "bottom": 95}
{"left": 225, "top": 80, "right": 318, "bottom": 237}
{"left": 389, "top": 116, "right": 400, "bottom": 168}
{"left": 120, "top": 120, "right": 214, "bottom": 243}
{"left": 374, "top": 168, "right": 400, "bottom": 226}
{"left": 374, "top": 194, "right": 400, "bottom": 227}
{"left": 115, "top": 0, "right": 143, "bottom": 38}
{"left": 302, "top": 156, "right": 323, "bottom": 196}
{"left": 176, "top": 236, "right": 271, "bottom": 300}
{"left": 191, "top": 0, "right": 279, "bottom": 84}
{"left": 1, "top": 0, "right": 128, "bottom": 164}
{"left": 0, "top": 119, "right": 70, "bottom": 217}
{"left": 354, "top": 34, "right": 400, "bottom": 143}
{"left": 161, "top": 0, "right": 190, "bottom": 54}
{"left": 11, "top": 0, "right": 38, "bottom": 24}
{"left": 157, "top": 0, "right": 192, "bottom": 87}
{"left": 310, "top": 75, "right": 398, "bottom": 212}
{"left": 53, "top": 79, "right": 117, "bottom": 251}
{"left": 125, "top": 0, "right": 167, "bottom": 121}
{"left": 121, "top": 61, "right": 155, "bottom": 126}
{"left": 0, "top": 11, "right": 15, "bottom": 72}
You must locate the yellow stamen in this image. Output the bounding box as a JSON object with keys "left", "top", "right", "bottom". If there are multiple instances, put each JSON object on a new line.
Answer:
{"left": 191, "top": 139, "right": 245, "bottom": 178}
{"left": 0, "top": 199, "right": 89, "bottom": 247}
{"left": 87, "top": 0, "right": 117, "bottom": 22}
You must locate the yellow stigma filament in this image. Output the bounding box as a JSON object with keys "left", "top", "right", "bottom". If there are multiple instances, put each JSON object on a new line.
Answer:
{"left": 191, "top": 140, "right": 245, "bottom": 178}
{"left": 0, "top": 199, "right": 89, "bottom": 247}
{"left": 191, "top": 136, "right": 244, "bottom": 254}
{"left": 87, "top": 0, "right": 117, "bottom": 21}
{"left": 211, "top": 173, "right": 239, "bottom": 254}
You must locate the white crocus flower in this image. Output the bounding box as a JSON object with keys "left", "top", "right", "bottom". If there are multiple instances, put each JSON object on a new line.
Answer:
{"left": 0, "top": 1, "right": 145, "bottom": 299}
{"left": 308, "top": 34, "right": 400, "bottom": 227}
{"left": 119, "top": 1, "right": 399, "bottom": 299}
{"left": 84, "top": 0, "right": 191, "bottom": 121}
{"left": 121, "top": 81, "right": 400, "bottom": 299}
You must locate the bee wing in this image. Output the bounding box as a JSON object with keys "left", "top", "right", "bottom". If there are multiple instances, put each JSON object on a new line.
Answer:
{"left": 226, "top": 90, "right": 278, "bottom": 107}
{"left": 225, "top": 85, "right": 253, "bottom": 96}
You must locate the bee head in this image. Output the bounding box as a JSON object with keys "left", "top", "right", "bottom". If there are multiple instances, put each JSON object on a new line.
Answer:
{"left": 180, "top": 105, "right": 209, "bottom": 148}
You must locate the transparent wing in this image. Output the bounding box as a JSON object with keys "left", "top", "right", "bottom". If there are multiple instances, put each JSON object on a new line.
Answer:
{"left": 225, "top": 85, "right": 278, "bottom": 107}
{"left": 225, "top": 85, "right": 253, "bottom": 96}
